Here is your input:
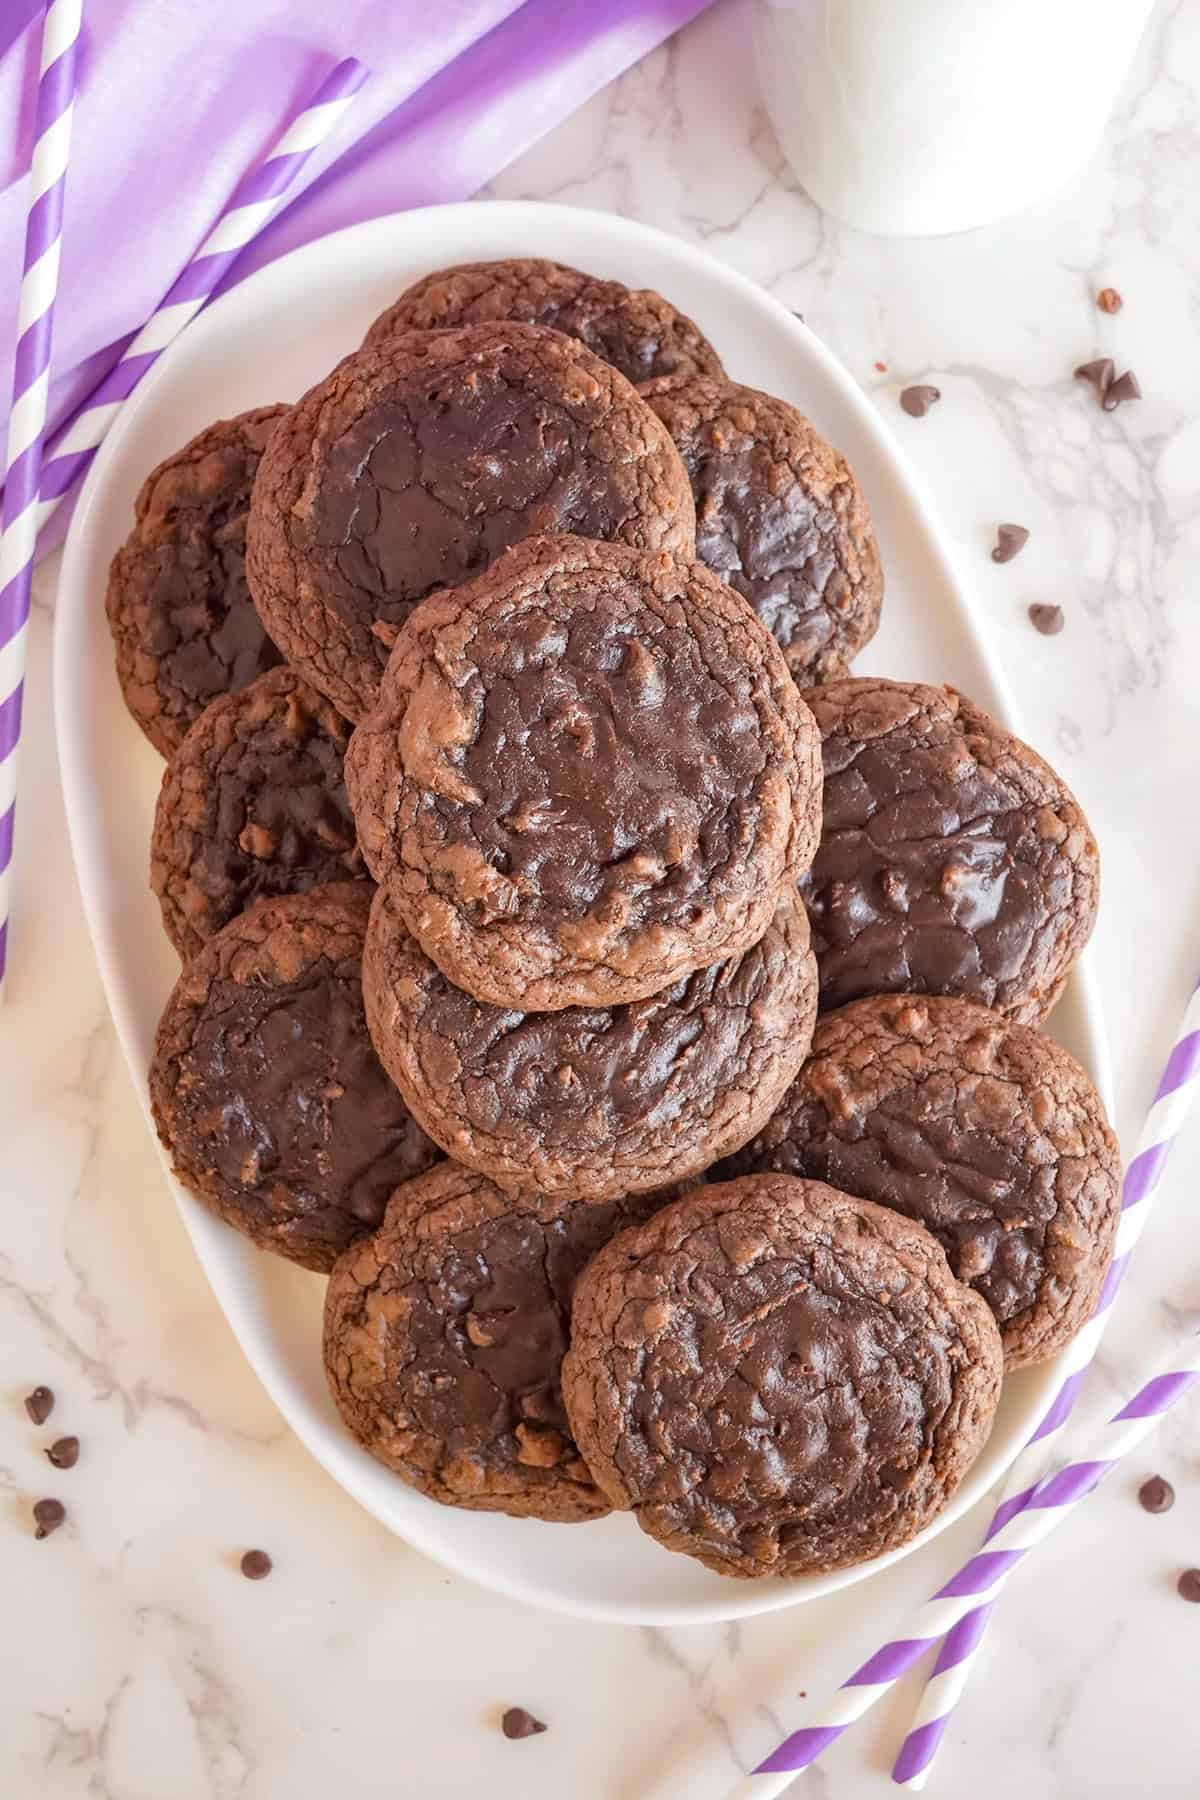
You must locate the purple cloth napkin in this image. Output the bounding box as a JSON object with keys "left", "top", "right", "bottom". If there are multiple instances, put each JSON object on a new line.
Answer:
{"left": 0, "top": 0, "right": 712, "bottom": 458}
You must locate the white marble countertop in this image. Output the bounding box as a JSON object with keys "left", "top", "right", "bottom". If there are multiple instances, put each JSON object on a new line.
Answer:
{"left": 5, "top": 2, "right": 1200, "bottom": 1794}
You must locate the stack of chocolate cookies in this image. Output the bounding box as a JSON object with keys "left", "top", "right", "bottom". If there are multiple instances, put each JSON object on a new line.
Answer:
{"left": 109, "top": 257, "right": 1118, "bottom": 1581}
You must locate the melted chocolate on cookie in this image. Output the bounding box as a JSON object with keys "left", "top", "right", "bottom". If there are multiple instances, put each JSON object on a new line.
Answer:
{"left": 150, "top": 886, "right": 440, "bottom": 1271}
{"left": 363, "top": 257, "right": 724, "bottom": 390}
{"left": 106, "top": 407, "right": 286, "bottom": 756}
{"left": 563, "top": 1174, "right": 1002, "bottom": 1576}
{"left": 643, "top": 376, "right": 883, "bottom": 682}
{"left": 346, "top": 535, "right": 819, "bottom": 1010}
{"left": 363, "top": 882, "right": 818, "bottom": 1198}
{"left": 314, "top": 383, "right": 650, "bottom": 630}
{"left": 799, "top": 678, "right": 1099, "bottom": 1023}
{"left": 246, "top": 325, "right": 694, "bottom": 720}
{"left": 323, "top": 1166, "right": 677, "bottom": 1520}
{"left": 719, "top": 995, "right": 1120, "bottom": 1367}
{"left": 151, "top": 667, "right": 365, "bottom": 959}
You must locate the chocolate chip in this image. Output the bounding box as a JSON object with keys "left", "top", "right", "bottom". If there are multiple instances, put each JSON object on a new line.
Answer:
{"left": 1096, "top": 287, "right": 1123, "bottom": 314}
{"left": 24, "top": 1385, "right": 54, "bottom": 1425}
{"left": 1028, "top": 604, "right": 1065, "bottom": 636}
{"left": 45, "top": 1436, "right": 79, "bottom": 1470}
{"left": 1074, "top": 358, "right": 1114, "bottom": 396}
{"left": 1103, "top": 370, "right": 1141, "bottom": 411}
{"left": 33, "top": 1498, "right": 66, "bottom": 1539}
{"left": 1139, "top": 1475, "right": 1174, "bottom": 1514}
{"left": 991, "top": 523, "right": 1029, "bottom": 564}
{"left": 1177, "top": 1569, "right": 1200, "bottom": 1604}
{"left": 900, "top": 385, "right": 940, "bottom": 418}
{"left": 501, "top": 1707, "right": 548, "bottom": 1740}
{"left": 240, "top": 1549, "right": 273, "bottom": 1580}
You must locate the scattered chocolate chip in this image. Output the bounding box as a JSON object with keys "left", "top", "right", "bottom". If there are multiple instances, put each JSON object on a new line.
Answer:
{"left": 1139, "top": 1475, "right": 1175, "bottom": 1514}
{"left": 1074, "top": 357, "right": 1114, "bottom": 396}
{"left": 45, "top": 1436, "right": 79, "bottom": 1470}
{"left": 1028, "top": 603, "right": 1065, "bottom": 636}
{"left": 240, "top": 1549, "right": 273, "bottom": 1580}
{"left": 1103, "top": 369, "right": 1141, "bottom": 412}
{"left": 874, "top": 360, "right": 888, "bottom": 373}
{"left": 24, "top": 1386, "right": 54, "bottom": 1425}
{"left": 791, "top": 309, "right": 805, "bottom": 322}
{"left": 991, "top": 523, "right": 1030, "bottom": 564}
{"left": 900, "top": 384, "right": 940, "bottom": 418}
{"left": 33, "top": 1498, "right": 66, "bottom": 1539}
{"left": 502, "top": 1707, "right": 548, "bottom": 1740}
{"left": 1096, "top": 287, "right": 1123, "bottom": 314}
{"left": 1177, "top": 1569, "right": 1200, "bottom": 1604}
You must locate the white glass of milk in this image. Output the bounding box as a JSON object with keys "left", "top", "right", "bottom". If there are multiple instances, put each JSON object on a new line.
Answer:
{"left": 754, "top": 0, "right": 1158, "bottom": 236}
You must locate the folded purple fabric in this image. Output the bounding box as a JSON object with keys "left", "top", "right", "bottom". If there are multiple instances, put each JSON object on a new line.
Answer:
{"left": 0, "top": 0, "right": 712, "bottom": 456}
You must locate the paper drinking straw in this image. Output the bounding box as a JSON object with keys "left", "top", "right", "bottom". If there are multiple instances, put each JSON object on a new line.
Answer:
{"left": 724, "top": 976, "right": 1200, "bottom": 1797}
{"left": 892, "top": 973, "right": 1200, "bottom": 1788}
{"left": 32, "top": 55, "right": 369, "bottom": 533}
{"left": 0, "top": 0, "right": 82, "bottom": 1001}
{"left": 727, "top": 1330, "right": 1200, "bottom": 1800}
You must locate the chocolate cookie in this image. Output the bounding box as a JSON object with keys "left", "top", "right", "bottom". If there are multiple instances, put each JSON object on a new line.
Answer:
{"left": 363, "top": 258, "right": 723, "bottom": 390}
{"left": 346, "top": 534, "right": 821, "bottom": 1010}
{"left": 150, "top": 667, "right": 365, "bottom": 960}
{"left": 643, "top": 376, "right": 883, "bottom": 682}
{"left": 719, "top": 995, "right": 1120, "bottom": 1367}
{"left": 361, "top": 881, "right": 819, "bottom": 1200}
{"left": 245, "top": 324, "right": 696, "bottom": 720}
{"left": 149, "top": 885, "right": 440, "bottom": 1272}
{"left": 800, "top": 679, "right": 1099, "bottom": 1022}
{"left": 106, "top": 407, "right": 286, "bottom": 756}
{"left": 563, "top": 1174, "right": 1003, "bottom": 1577}
{"left": 323, "top": 1164, "right": 679, "bottom": 1520}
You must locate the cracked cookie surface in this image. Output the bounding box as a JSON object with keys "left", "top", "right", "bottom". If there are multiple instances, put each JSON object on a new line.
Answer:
{"left": 799, "top": 678, "right": 1099, "bottom": 1022}
{"left": 362, "top": 882, "right": 818, "bottom": 1200}
{"left": 563, "top": 1173, "right": 1002, "bottom": 1577}
{"left": 151, "top": 667, "right": 366, "bottom": 960}
{"left": 323, "top": 1163, "right": 683, "bottom": 1521}
{"left": 245, "top": 323, "right": 696, "bottom": 720}
{"left": 718, "top": 994, "right": 1120, "bottom": 1367}
{"left": 149, "top": 885, "right": 440, "bottom": 1272}
{"left": 363, "top": 257, "right": 723, "bottom": 389}
{"left": 107, "top": 407, "right": 286, "bottom": 756}
{"left": 345, "top": 534, "right": 821, "bottom": 1010}
{"left": 643, "top": 375, "right": 882, "bottom": 682}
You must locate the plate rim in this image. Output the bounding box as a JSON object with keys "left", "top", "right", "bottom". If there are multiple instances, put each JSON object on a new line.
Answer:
{"left": 53, "top": 197, "right": 1113, "bottom": 1626}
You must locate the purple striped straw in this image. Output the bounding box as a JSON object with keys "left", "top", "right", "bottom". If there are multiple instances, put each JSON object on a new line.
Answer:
{"left": 727, "top": 1333, "right": 1200, "bottom": 1799}
{"left": 723, "top": 976, "right": 1200, "bottom": 1798}
{"left": 32, "top": 55, "right": 369, "bottom": 534}
{"left": 0, "top": 0, "right": 82, "bottom": 1000}
{"left": 892, "top": 973, "right": 1200, "bottom": 1787}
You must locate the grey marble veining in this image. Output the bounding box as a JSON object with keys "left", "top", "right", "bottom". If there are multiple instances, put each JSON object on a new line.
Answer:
{"left": 3, "top": 1, "right": 1200, "bottom": 1794}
